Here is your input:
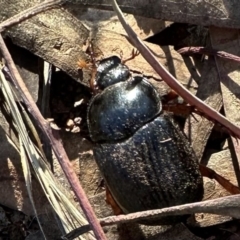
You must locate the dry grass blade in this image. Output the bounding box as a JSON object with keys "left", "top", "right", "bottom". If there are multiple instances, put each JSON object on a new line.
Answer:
{"left": 19, "top": 138, "right": 47, "bottom": 239}
{"left": 0, "top": 69, "right": 47, "bottom": 238}
{"left": 0, "top": 65, "right": 95, "bottom": 240}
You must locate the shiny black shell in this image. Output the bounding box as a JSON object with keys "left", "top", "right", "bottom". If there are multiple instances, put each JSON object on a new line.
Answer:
{"left": 95, "top": 56, "right": 130, "bottom": 90}
{"left": 87, "top": 57, "right": 203, "bottom": 225}
{"left": 88, "top": 77, "right": 161, "bottom": 142}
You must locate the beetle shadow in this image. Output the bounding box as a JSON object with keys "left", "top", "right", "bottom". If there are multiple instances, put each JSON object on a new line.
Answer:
{"left": 117, "top": 222, "right": 154, "bottom": 240}
{"left": 117, "top": 222, "right": 180, "bottom": 240}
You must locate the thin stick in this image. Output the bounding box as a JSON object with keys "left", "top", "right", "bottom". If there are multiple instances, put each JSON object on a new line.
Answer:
{"left": 0, "top": 35, "right": 106, "bottom": 240}
{"left": 64, "top": 194, "right": 240, "bottom": 239}
{"left": 178, "top": 46, "right": 240, "bottom": 63}
{"left": 0, "top": 0, "right": 65, "bottom": 32}
{"left": 111, "top": 0, "right": 240, "bottom": 139}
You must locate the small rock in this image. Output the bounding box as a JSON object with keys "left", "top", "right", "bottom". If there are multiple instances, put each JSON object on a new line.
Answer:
{"left": 71, "top": 126, "right": 80, "bottom": 133}
{"left": 74, "top": 99, "right": 84, "bottom": 107}
{"left": 74, "top": 117, "right": 82, "bottom": 125}
{"left": 66, "top": 119, "right": 74, "bottom": 129}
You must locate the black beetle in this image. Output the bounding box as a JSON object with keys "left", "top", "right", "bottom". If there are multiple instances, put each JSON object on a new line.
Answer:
{"left": 87, "top": 55, "right": 204, "bottom": 225}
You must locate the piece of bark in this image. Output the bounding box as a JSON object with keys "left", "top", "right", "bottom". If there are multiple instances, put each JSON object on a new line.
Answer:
{"left": 66, "top": 0, "right": 240, "bottom": 29}
{"left": 210, "top": 26, "right": 240, "bottom": 186}
{"left": 0, "top": 0, "right": 90, "bottom": 82}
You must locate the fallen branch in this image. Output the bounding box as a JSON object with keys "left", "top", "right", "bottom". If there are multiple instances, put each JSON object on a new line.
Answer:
{"left": 64, "top": 194, "right": 240, "bottom": 239}
{"left": 178, "top": 47, "right": 240, "bottom": 64}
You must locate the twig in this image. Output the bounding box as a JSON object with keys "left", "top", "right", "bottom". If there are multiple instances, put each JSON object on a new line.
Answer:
{"left": 64, "top": 194, "right": 240, "bottom": 239}
{"left": 178, "top": 47, "right": 240, "bottom": 63}
{"left": 0, "top": 35, "right": 106, "bottom": 240}
{"left": 200, "top": 164, "right": 240, "bottom": 194}
{"left": 0, "top": 0, "right": 65, "bottom": 32}
{"left": 111, "top": 0, "right": 240, "bottom": 139}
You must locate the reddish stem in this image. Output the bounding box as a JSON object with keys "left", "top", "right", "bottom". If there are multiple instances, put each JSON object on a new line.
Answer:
{"left": 178, "top": 46, "right": 240, "bottom": 63}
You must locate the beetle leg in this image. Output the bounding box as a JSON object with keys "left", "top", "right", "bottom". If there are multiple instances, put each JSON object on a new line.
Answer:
{"left": 105, "top": 186, "right": 123, "bottom": 215}
{"left": 77, "top": 59, "right": 92, "bottom": 70}
{"left": 162, "top": 92, "right": 237, "bottom": 138}
{"left": 79, "top": 39, "right": 100, "bottom": 93}
{"left": 94, "top": 179, "right": 123, "bottom": 215}
{"left": 161, "top": 89, "right": 180, "bottom": 103}
{"left": 162, "top": 102, "right": 194, "bottom": 118}
{"left": 122, "top": 49, "right": 140, "bottom": 64}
